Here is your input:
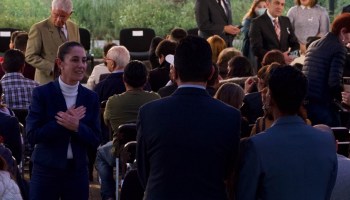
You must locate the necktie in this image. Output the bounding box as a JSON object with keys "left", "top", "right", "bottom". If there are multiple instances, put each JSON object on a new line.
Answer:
{"left": 273, "top": 18, "right": 280, "bottom": 41}
{"left": 58, "top": 27, "right": 67, "bottom": 42}
{"left": 218, "top": 0, "right": 228, "bottom": 16}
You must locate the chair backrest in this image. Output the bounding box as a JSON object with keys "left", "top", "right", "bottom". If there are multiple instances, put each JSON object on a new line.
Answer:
{"left": 79, "top": 27, "right": 91, "bottom": 51}
{"left": 0, "top": 28, "right": 21, "bottom": 53}
{"left": 331, "top": 127, "right": 350, "bottom": 157}
{"left": 114, "top": 123, "right": 137, "bottom": 157}
{"left": 119, "top": 28, "right": 155, "bottom": 60}
{"left": 11, "top": 109, "right": 28, "bottom": 128}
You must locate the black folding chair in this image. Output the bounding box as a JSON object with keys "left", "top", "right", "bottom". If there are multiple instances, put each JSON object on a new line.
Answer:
{"left": 119, "top": 28, "right": 156, "bottom": 61}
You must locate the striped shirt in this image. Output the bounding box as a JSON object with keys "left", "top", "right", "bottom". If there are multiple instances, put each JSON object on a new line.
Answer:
{"left": 1, "top": 72, "right": 39, "bottom": 109}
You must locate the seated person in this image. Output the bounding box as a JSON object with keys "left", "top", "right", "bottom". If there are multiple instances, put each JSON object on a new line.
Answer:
{"left": 216, "top": 47, "right": 242, "bottom": 79}
{"left": 96, "top": 61, "right": 160, "bottom": 200}
{"left": 94, "top": 46, "right": 130, "bottom": 102}
{"left": 86, "top": 42, "right": 116, "bottom": 90}
{"left": 148, "top": 40, "right": 177, "bottom": 92}
{"left": 13, "top": 32, "right": 36, "bottom": 80}
{"left": 0, "top": 84, "right": 22, "bottom": 163}
{"left": 226, "top": 56, "right": 254, "bottom": 79}
{"left": 0, "top": 155, "right": 23, "bottom": 200}
{"left": 1, "top": 49, "right": 39, "bottom": 109}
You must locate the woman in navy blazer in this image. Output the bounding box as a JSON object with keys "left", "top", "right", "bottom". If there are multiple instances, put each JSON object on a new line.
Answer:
{"left": 26, "top": 41, "right": 101, "bottom": 200}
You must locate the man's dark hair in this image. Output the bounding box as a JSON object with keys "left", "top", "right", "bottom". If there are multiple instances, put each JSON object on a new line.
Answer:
{"left": 174, "top": 35, "right": 212, "bottom": 82}
{"left": 103, "top": 42, "right": 117, "bottom": 57}
{"left": 155, "top": 40, "right": 177, "bottom": 59}
{"left": 14, "top": 33, "right": 28, "bottom": 52}
{"left": 2, "top": 49, "right": 25, "bottom": 73}
{"left": 268, "top": 65, "right": 307, "bottom": 115}
{"left": 123, "top": 60, "right": 148, "bottom": 88}
{"left": 169, "top": 28, "right": 188, "bottom": 43}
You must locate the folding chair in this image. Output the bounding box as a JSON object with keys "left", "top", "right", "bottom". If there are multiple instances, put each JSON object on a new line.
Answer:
{"left": 119, "top": 28, "right": 156, "bottom": 61}
{"left": 0, "top": 28, "right": 21, "bottom": 53}
{"left": 331, "top": 127, "right": 350, "bottom": 157}
{"left": 79, "top": 28, "right": 94, "bottom": 71}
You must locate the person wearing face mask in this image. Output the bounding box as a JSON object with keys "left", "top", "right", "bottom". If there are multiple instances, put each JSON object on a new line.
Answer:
{"left": 287, "top": 0, "right": 329, "bottom": 55}
{"left": 25, "top": 0, "right": 80, "bottom": 85}
{"left": 241, "top": 0, "right": 267, "bottom": 74}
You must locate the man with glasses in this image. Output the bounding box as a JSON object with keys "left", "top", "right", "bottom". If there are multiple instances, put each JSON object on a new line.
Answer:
{"left": 25, "top": 0, "right": 80, "bottom": 84}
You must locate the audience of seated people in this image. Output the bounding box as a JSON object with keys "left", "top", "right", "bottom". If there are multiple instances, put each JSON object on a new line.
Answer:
{"left": 86, "top": 42, "right": 117, "bottom": 90}
{"left": 96, "top": 60, "right": 160, "bottom": 200}
{"left": 0, "top": 49, "right": 39, "bottom": 109}
{"left": 2, "top": 6, "right": 349, "bottom": 199}
{"left": 148, "top": 40, "right": 177, "bottom": 92}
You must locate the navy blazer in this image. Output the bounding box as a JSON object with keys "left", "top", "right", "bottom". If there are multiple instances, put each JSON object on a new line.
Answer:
{"left": 0, "top": 112, "right": 22, "bottom": 163}
{"left": 137, "top": 87, "right": 241, "bottom": 200}
{"left": 94, "top": 72, "right": 126, "bottom": 102}
{"left": 249, "top": 12, "right": 299, "bottom": 63}
{"left": 237, "top": 116, "right": 337, "bottom": 200}
{"left": 195, "top": 0, "right": 234, "bottom": 46}
{"left": 26, "top": 80, "right": 101, "bottom": 169}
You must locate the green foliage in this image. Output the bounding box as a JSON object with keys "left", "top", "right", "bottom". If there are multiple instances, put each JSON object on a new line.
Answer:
{"left": 0, "top": 0, "right": 348, "bottom": 40}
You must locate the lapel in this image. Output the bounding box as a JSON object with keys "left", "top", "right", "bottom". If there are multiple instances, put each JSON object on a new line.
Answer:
{"left": 45, "top": 19, "right": 64, "bottom": 47}
{"left": 75, "top": 84, "right": 87, "bottom": 107}
{"left": 172, "top": 87, "right": 211, "bottom": 98}
{"left": 214, "top": 0, "right": 229, "bottom": 22}
{"left": 53, "top": 80, "right": 68, "bottom": 111}
{"left": 262, "top": 13, "right": 280, "bottom": 45}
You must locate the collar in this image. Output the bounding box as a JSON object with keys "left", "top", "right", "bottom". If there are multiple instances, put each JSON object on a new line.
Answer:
{"left": 112, "top": 70, "right": 124, "bottom": 74}
{"left": 266, "top": 10, "right": 278, "bottom": 23}
{"left": 2, "top": 72, "right": 24, "bottom": 79}
{"left": 178, "top": 84, "right": 206, "bottom": 90}
{"left": 300, "top": 5, "right": 311, "bottom": 9}
{"left": 270, "top": 115, "right": 305, "bottom": 127}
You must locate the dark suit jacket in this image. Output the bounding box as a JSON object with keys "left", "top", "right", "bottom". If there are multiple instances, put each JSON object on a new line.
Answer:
{"left": 249, "top": 11, "right": 299, "bottom": 64}
{"left": 26, "top": 80, "right": 101, "bottom": 169}
{"left": 195, "top": 0, "right": 234, "bottom": 46}
{"left": 148, "top": 62, "right": 170, "bottom": 92}
{"left": 0, "top": 112, "right": 22, "bottom": 163}
{"left": 237, "top": 116, "right": 337, "bottom": 200}
{"left": 94, "top": 72, "right": 126, "bottom": 102}
{"left": 137, "top": 87, "right": 241, "bottom": 200}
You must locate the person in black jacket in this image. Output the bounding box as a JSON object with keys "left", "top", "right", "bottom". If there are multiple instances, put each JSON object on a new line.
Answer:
{"left": 303, "top": 13, "right": 350, "bottom": 126}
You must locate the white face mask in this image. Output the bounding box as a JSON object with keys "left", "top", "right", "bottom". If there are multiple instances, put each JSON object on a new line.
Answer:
{"left": 255, "top": 8, "right": 266, "bottom": 16}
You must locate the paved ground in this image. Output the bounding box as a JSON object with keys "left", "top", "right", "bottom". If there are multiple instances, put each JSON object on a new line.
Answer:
{"left": 24, "top": 166, "right": 102, "bottom": 200}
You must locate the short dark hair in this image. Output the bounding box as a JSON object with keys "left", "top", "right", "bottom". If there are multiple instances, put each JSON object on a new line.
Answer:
{"left": 169, "top": 28, "right": 188, "bottom": 43}
{"left": 103, "top": 42, "right": 117, "bottom": 57}
{"left": 174, "top": 36, "right": 212, "bottom": 82}
{"left": 10, "top": 31, "right": 26, "bottom": 44}
{"left": 2, "top": 49, "right": 25, "bottom": 73}
{"left": 261, "top": 49, "right": 285, "bottom": 66}
{"left": 227, "top": 56, "right": 253, "bottom": 78}
{"left": 123, "top": 60, "right": 148, "bottom": 88}
{"left": 155, "top": 40, "right": 177, "bottom": 58}
{"left": 268, "top": 65, "right": 307, "bottom": 115}
{"left": 57, "top": 41, "right": 85, "bottom": 61}
{"left": 14, "top": 32, "right": 28, "bottom": 52}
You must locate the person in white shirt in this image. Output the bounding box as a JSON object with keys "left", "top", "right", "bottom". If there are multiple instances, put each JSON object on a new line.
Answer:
{"left": 86, "top": 42, "right": 117, "bottom": 90}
